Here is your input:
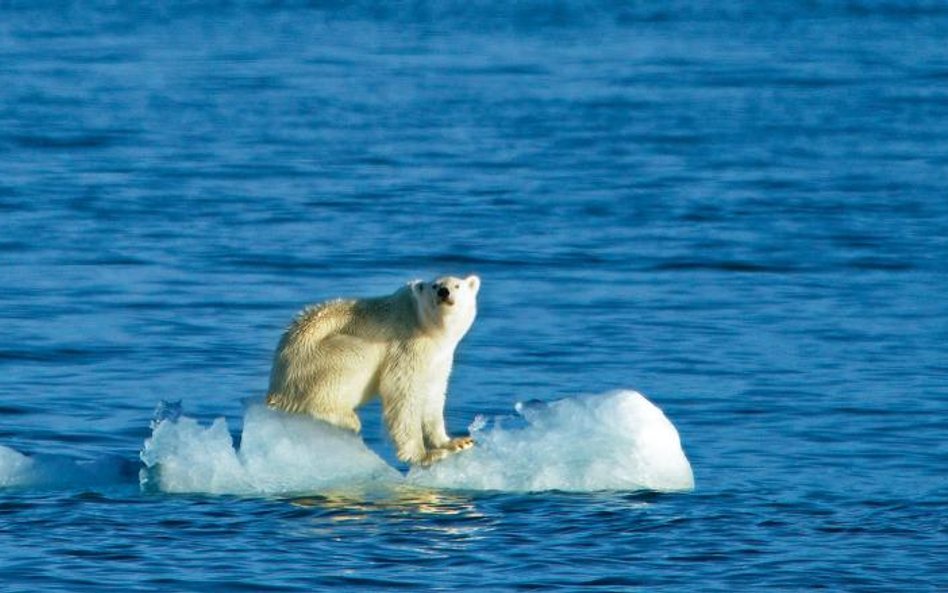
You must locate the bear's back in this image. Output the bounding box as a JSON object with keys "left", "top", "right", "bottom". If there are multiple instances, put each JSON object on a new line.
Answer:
{"left": 285, "top": 287, "right": 417, "bottom": 347}
{"left": 284, "top": 298, "right": 355, "bottom": 345}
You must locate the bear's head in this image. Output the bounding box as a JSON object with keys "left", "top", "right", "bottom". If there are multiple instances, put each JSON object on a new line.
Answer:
{"left": 411, "top": 274, "right": 480, "bottom": 339}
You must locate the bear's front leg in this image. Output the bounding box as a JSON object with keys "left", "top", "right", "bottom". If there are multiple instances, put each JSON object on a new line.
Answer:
{"left": 420, "top": 374, "right": 474, "bottom": 450}
{"left": 381, "top": 387, "right": 472, "bottom": 466}
{"left": 380, "top": 386, "right": 430, "bottom": 465}
{"left": 421, "top": 386, "right": 452, "bottom": 450}
{"left": 419, "top": 448, "right": 450, "bottom": 466}
{"left": 381, "top": 362, "right": 473, "bottom": 466}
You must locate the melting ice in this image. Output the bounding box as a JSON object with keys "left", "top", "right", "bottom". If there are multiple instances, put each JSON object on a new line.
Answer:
{"left": 139, "top": 402, "right": 399, "bottom": 495}
{"left": 1, "top": 390, "right": 693, "bottom": 495}
{"left": 411, "top": 390, "right": 694, "bottom": 492}
{"left": 140, "top": 390, "right": 693, "bottom": 495}
{"left": 0, "top": 444, "right": 133, "bottom": 490}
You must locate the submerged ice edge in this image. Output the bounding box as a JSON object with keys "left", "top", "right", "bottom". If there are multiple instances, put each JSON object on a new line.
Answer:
{"left": 2, "top": 390, "right": 693, "bottom": 496}
{"left": 0, "top": 444, "right": 138, "bottom": 490}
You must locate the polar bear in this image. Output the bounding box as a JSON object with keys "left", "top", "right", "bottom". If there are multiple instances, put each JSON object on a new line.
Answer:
{"left": 265, "top": 275, "right": 480, "bottom": 466}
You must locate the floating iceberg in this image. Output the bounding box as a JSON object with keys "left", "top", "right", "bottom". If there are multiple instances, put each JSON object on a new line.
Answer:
{"left": 3, "top": 391, "right": 692, "bottom": 496}
{"left": 139, "top": 390, "right": 693, "bottom": 496}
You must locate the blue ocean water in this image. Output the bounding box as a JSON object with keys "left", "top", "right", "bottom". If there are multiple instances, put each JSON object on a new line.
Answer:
{"left": 2, "top": 1, "right": 947, "bottom": 591}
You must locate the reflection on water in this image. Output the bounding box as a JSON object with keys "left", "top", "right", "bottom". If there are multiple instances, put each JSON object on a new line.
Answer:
{"left": 287, "top": 486, "right": 492, "bottom": 551}
{"left": 291, "top": 485, "right": 484, "bottom": 519}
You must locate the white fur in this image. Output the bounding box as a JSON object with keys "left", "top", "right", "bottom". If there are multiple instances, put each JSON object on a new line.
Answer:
{"left": 266, "top": 275, "right": 480, "bottom": 465}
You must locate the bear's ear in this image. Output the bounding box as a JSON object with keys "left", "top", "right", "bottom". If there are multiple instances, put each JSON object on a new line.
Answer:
{"left": 465, "top": 275, "right": 481, "bottom": 294}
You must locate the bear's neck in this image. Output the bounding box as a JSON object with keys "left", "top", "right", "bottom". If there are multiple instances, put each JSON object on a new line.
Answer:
{"left": 417, "top": 311, "right": 471, "bottom": 345}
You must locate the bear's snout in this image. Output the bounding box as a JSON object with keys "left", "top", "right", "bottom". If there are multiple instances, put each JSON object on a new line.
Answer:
{"left": 437, "top": 286, "right": 455, "bottom": 306}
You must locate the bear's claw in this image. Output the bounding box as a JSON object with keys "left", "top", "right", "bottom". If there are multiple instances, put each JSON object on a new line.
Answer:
{"left": 445, "top": 436, "right": 474, "bottom": 451}
{"left": 417, "top": 437, "right": 475, "bottom": 466}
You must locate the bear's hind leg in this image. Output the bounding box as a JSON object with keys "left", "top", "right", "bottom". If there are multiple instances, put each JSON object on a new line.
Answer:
{"left": 421, "top": 382, "right": 474, "bottom": 456}
{"left": 273, "top": 383, "right": 363, "bottom": 433}
{"left": 303, "top": 403, "right": 362, "bottom": 433}
{"left": 268, "top": 392, "right": 362, "bottom": 433}
{"left": 329, "top": 409, "right": 362, "bottom": 433}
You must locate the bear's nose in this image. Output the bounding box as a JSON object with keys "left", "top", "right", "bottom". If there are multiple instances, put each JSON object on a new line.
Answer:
{"left": 437, "top": 286, "right": 450, "bottom": 300}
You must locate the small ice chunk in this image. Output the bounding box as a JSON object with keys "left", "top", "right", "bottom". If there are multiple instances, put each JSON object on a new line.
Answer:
{"left": 1, "top": 445, "right": 133, "bottom": 491}
{"left": 0, "top": 445, "right": 34, "bottom": 488}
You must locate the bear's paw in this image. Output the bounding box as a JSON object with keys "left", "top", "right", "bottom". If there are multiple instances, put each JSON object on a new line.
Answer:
{"left": 444, "top": 436, "right": 474, "bottom": 452}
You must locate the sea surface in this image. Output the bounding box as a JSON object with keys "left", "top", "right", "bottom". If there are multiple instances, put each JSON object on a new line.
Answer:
{"left": 1, "top": 1, "right": 947, "bottom": 591}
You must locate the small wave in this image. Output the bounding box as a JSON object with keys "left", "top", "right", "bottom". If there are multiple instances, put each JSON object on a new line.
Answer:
{"left": 140, "top": 390, "right": 693, "bottom": 496}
